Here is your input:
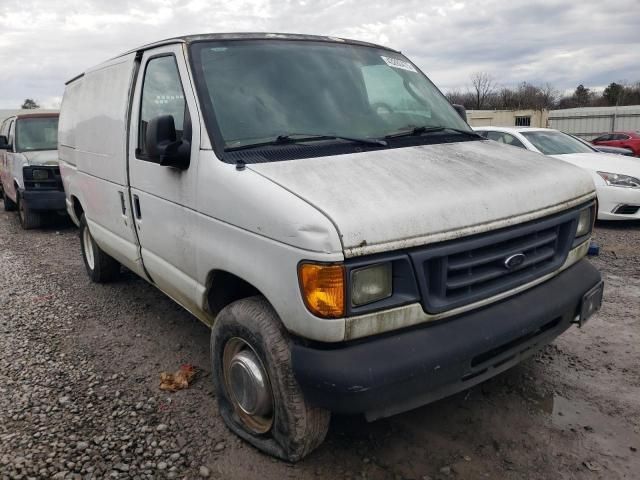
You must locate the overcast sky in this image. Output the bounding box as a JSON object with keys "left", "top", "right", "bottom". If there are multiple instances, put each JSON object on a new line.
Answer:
{"left": 0, "top": 0, "right": 638, "bottom": 109}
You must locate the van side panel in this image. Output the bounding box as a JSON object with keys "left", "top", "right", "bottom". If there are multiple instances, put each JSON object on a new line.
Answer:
{"left": 59, "top": 54, "right": 147, "bottom": 279}
{"left": 59, "top": 81, "right": 83, "bottom": 224}
{"left": 76, "top": 57, "right": 134, "bottom": 186}
{"left": 58, "top": 81, "right": 82, "bottom": 167}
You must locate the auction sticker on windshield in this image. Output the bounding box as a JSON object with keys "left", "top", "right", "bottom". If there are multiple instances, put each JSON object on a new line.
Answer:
{"left": 381, "top": 55, "right": 417, "bottom": 72}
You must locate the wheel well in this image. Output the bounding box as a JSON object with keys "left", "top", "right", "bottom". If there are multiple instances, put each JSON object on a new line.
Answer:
{"left": 206, "top": 270, "right": 261, "bottom": 316}
{"left": 71, "top": 196, "right": 84, "bottom": 220}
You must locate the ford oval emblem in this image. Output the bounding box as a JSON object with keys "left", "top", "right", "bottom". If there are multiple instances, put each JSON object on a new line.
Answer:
{"left": 504, "top": 253, "right": 526, "bottom": 270}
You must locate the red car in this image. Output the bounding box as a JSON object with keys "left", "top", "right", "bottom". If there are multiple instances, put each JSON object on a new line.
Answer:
{"left": 592, "top": 131, "right": 640, "bottom": 156}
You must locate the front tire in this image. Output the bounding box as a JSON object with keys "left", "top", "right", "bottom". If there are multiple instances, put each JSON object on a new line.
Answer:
{"left": 18, "top": 194, "right": 42, "bottom": 230}
{"left": 211, "top": 296, "right": 330, "bottom": 462}
{"left": 79, "top": 213, "right": 120, "bottom": 282}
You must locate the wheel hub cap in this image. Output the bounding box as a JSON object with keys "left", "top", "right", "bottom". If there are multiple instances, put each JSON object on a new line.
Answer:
{"left": 222, "top": 338, "right": 274, "bottom": 433}
{"left": 228, "top": 350, "right": 272, "bottom": 416}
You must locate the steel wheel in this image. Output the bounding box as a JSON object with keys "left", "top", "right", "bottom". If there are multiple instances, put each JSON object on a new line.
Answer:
{"left": 222, "top": 337, "right": 274, "bottom": 434}
{"left": 82, "top": 225, "right": 95, "bottom": 270}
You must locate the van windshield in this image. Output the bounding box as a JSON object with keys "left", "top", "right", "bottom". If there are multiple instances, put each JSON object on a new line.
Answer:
{"left": 190, "top": 40, "right": 470, "bottom": 152}
{"left": 16, "top": 117, "right": 59, "bottom": 152}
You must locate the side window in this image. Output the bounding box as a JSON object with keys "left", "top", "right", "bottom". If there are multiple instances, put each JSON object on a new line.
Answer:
{"left": 594, "top": 134, "right": 611, "bottom": 142}
{"left": 502, "top": 133, "right": 526, "bottom": 149}
{"left": 615, "top": 134, "right": 630, "bottom": 140}
{"left": 475, "top": 130, "right": 489, "bottom": 138}
{"left": 138, "top": 55, "right": 189, "bottom": 157}
{"left": 486, "top": 131, "right": 504, "bottom": 141}
{"left": 486, "top": 131, "right": 525, "bottom": 149}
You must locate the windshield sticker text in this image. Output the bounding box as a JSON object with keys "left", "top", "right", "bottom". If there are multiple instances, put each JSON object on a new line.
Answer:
{"left": 381, "top": 56, "right": 417, "bottom": 72}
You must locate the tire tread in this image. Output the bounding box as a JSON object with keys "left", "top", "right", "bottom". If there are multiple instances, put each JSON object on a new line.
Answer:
{"left": 18, "top": 195, "right": 42, "bottom": 230}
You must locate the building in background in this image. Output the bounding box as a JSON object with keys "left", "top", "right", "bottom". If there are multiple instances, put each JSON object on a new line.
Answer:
{"left": 466, "top": 109, "right": 549, "bottom": 128}
{"left": 467, "top": 106, "right": 640, "bottom": 140}
{"left": 548, "top": 105, "right": 640, "bottom": 140}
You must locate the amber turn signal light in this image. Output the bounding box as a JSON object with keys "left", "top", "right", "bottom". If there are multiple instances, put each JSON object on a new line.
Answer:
{"left": 298, "top": 263, "right": 345, "bottom": 318}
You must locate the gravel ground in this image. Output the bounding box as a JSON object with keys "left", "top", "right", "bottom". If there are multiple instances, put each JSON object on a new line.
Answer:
{"left": 0, "top": 210, "right": 638, "bottom": 480}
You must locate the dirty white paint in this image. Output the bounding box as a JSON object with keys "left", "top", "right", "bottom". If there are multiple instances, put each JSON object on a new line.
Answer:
{"left": 21, "top": 150, "right": 59, "bottom": 166}
{"left": 58, "top": 44, "right": 346, "bottom": 343}
{"left": 250, "top": 140, "right": 596, "bottom": 257}
{"left": 59, "top": 37, "right": 599, "bottom": 344}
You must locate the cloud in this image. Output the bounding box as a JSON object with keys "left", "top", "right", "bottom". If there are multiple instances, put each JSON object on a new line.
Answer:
{"left": 0, "top": 0, "right": 638, "bottom": 108}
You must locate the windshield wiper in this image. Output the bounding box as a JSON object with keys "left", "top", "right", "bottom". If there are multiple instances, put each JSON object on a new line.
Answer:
{"left": 384, "top": 126, "right": 483, "bottom": 140}
{"left": 226, "top": 133, "right": 387, "bottom": 151}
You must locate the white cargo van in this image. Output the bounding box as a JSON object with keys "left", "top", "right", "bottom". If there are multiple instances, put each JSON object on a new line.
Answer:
{"left": 0, "top": 112, "right": 64, "bottom": 229}
{"left": 59, "top": 33, "right": 603, "bottom": 461}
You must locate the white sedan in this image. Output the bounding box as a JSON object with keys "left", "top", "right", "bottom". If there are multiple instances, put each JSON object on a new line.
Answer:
{"left": 473, "top": 126, "right": 640, "bottom": 220}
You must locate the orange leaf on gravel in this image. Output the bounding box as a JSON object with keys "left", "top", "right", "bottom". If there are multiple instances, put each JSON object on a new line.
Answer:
{"left": 159, "top": 364, "right": 198, "bottom": 392}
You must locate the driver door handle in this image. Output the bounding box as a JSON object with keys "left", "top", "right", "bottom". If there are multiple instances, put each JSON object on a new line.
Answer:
{"left": 118, "top": 191, "right": 127, "bottom": 215}
{"left": 133, "top": 194, "right": 142, "bottom": 219}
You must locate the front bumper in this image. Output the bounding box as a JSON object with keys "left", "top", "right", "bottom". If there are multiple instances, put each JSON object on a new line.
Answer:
{"left": 597, "top": 184, "right": 640, "bottom": 220}
{"left": 21, "top": 189, "right": 66, "bottom": 212}
{"left": 292, "top": 259, "right": 602, "bottom": 420}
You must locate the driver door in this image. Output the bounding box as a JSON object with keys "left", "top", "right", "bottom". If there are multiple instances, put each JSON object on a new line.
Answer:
{"left": 128, "top": 45, "right": 203, "bottom": 314}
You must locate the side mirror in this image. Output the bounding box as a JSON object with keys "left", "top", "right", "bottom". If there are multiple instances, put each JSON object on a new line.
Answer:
{"left": 0, "top": 135, "right": 11, "bottom": 150}
{"left": 452, "top": 104, "right": 467, "bottom": 122}
{"left": 145, "top": 115, "right": 190, "bottom": 169}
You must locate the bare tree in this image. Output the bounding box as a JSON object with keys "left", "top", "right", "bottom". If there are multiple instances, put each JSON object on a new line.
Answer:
{"left": 538, "top": 83, "right": 559, "bottom": 109}
{"left": 469, "top": 72, "right": 495, "bottom": 110}
{"left": 512, "top": 82, "right": 557, "bottom": 110}
{"left": 445, "top": 89, "right": 472, "bottom": 107}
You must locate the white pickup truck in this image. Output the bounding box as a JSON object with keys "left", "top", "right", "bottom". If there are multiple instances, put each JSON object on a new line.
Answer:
{"left": 58, "top": 33, "right": 603, "bottom": 461}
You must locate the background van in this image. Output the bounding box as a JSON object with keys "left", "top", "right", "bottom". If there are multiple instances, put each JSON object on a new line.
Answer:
{"left": 0, "top": 112, "right": 64, "bottom": 229}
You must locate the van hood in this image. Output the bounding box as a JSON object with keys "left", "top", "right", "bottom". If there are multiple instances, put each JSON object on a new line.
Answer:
{"left": 552, "top": 152, "right": 640, "bottom": 177}
{"left": 22, "top": 150, "right": 58, "bottom": 166}
{"left": 249, "top": 141, "right": 596, "bottom": 257}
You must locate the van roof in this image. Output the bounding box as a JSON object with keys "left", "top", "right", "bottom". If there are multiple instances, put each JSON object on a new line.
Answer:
{"left": 119, "top": 32, "right": 397, "bottom": 57}
{"left": 14, "top": 112, "right": 59, "bottom": 120}
{"left": 66, "top": 32, "right": 398, "bottom": 84}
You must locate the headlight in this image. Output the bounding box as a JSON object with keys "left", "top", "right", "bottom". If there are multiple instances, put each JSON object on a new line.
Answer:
{"left": 576, "top": 208, "right": 592, "bottom": 237}
{"left": 298, "top": 263, "right": 345, "bottom": 318}
{"left": 31, "top": 169, "right": 49, "bottom": 180}
{"left": 597, "top": 171, "right": 640, "bottom": 188}
{"left": 351, "top": 263, "right": 392, "bottom": 306}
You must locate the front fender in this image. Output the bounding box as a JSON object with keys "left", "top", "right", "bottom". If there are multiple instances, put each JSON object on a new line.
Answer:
{"left": 12, "top": 153, "right": 28, "bottom": 190}
{"left": 13, "top": 175, "right": 24, "bottom": 191}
